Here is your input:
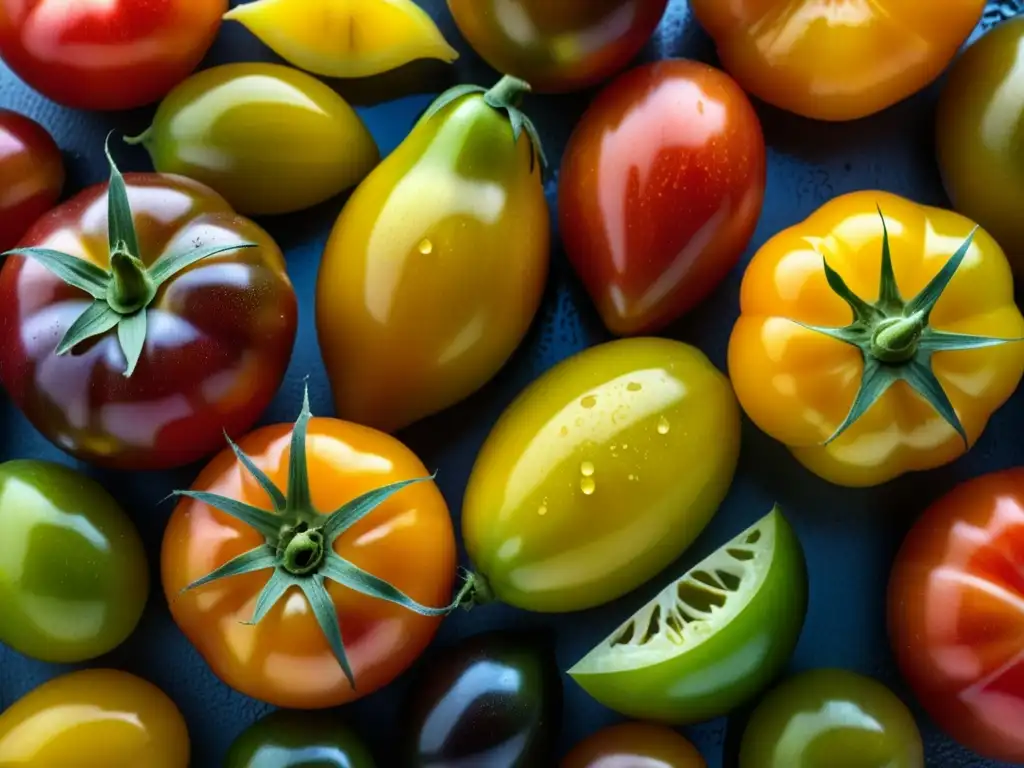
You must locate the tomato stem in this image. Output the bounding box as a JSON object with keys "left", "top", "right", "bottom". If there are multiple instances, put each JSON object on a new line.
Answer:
{"left": 869, "top": 312, "right": 925, "bottom": 363}
{"left": 282, "top": 529, "right": 325, "bottom": 576}
{"left": 107, "top": 250, "right": 155, "bottom": 314}
{"left": 122, "top": 127, "right": 153, "bottom": 147}
{"left": 485, "top": 75, "right": 532, "bottom": 110}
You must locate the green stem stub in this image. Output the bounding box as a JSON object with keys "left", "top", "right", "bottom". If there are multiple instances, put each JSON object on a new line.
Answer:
{"left": 0, "top": 133, "right": 257, "bottom": 377}
{"left": 797, "top": 206, "right": 1019, "bottom": 447}
{"left": 173, "top": 388, "right": 464, "bottom": 689}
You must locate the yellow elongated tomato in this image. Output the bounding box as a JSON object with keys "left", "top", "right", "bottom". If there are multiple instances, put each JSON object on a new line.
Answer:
{"left": 316, "top": 76, "right": 549, "bottom": 433}
{"left": 0, "top": 669, "right": 189, "bottom": 768}
{"left": 223, "top": 0, "right": 458, "bottom": 78}
{"left": 690, "top": 0, "right": 986, "bottom": 121}
{"left": 463, "top": 338, "right": 740, "bottom": 613}
{"left": 128, "top": 63, "right": 379, "bottom": 216}
{"left": 729, "top": 191, "right": 1024, "bottom": 487}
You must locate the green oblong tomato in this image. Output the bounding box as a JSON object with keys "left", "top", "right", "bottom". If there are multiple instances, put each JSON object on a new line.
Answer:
{"left": 462, "top": 337, "right": 740, "bottom": 613}
{"left": 0, "top": 460, "right": 149, "bottom": 662}
{"left": 131, "top": 63, "right": 379, "bottom": 216}
{"left": 739, "top": 669, "right": 924, "bottom": 768}
{"left": 226, "top": 710, "right": 375, "bottom": 768}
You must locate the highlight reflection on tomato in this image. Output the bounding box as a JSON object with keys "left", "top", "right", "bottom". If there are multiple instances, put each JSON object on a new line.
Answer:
{"left": 562, "top": 723, "right": 705, "bottom": 768}
{"left": 0, "top": 110, "right": 63, "bottom": 252}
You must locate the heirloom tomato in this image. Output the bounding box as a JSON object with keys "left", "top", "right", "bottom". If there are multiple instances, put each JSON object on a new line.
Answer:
{"left": 559, "top": 60, "right": 766, "bottom": 336}
{"left": 729, "top": 191, "right": 1024, "bottom": 487}
{"left": 690, "top": 0, "right": 985, "bottom": 121}
{"left": 447, "top": 0, "right": 669, "bottom": 93}
{"left": 462, "top": 338, "right": 740, "bottom": 613}
{"left": 226, "top": 710, "right": 375, "bottom": 768}
{"left": 563, "top": 723, "right": 705, "bottom": 768}
{"left": 0, "top": 669, "right": 189, "bottom": 768}
{"left": 0, "top": 0, "right": 226, "bottom": 110}
{"left": 738, "top": 669, "right": 923, "bottom": 768}
{"left": 937, "top": 17, "right": 1024, "bottom": 267}
{"left": 0, "top": 142, "right": 297, "bottom": 471}
{"left": 0, "top": 110, "right": 62, "bottom": 252}
{"left": 317, "top": 76, "right": 549, "bottom": 433}
{"left": 888, "top": 468, "right": 1024, "bottom": 762}
{"left": 162, "top": 392, "right": 458, "bottom": 709}
{"left": 0, "top": 460, "right": 148, "bottom": 663}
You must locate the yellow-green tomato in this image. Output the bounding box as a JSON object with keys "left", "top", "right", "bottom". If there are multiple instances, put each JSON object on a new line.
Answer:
{"left": 128, "top": 63, "right": 379, "bottom": 216}
{"left": 463, "top": 338, "right": 740, "bottom": 612}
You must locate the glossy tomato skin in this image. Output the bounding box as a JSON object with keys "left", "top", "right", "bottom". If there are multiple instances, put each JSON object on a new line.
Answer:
{"left": 560, "top": 60, "right": 765, "bottom": 336}
{"left": 162, "top": 417, "right": 457, "bottom": 709}
{"left": 447, "top": 0, "right": 669, "bottom": 93}
{"left": 0, "top": 669, "right": 190, "bottom": 768}
{"left": 226, "top": 710, "right": 376, "bottom": 768}
{"left": 738, "top": 669, "right": 923, "bottom": 768}
{"left": 0, "top": 0, "right": 226, "bottom": 110}
{"left": 0, "top": 110, "right": 62, "bottom": 251}
{"left": 403, "top": 631, "right": 561, "bottom": 767}
{"left": 0, "top": 174, "right": 298, "bottom": 470}
{"left": 463, "top": 338, "right": 740, "bottom": 612}
{"left": 563, "top": 723, "right": 705, "bottom": 767}
{"left": 0, "top": 460, "right": 148, "bottom": 662}
{"left": 937, "top": 17, "right": 1024, "bottom": 268}
{"left": 888, "top": 468, "right": 1024, "bottom": 762}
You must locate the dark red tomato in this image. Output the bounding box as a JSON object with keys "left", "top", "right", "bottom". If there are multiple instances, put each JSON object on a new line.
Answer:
{"left": 0, "top": 0, "right": 226, "bottom": 110}
{"left": 0, "top": 110, "right": 62, "bottom": 252}
{"left": 888, "top": 468, "right": 1024, "bottom": 763}
{"left": 559, "top": 60, "right": 766, "bottom": 336}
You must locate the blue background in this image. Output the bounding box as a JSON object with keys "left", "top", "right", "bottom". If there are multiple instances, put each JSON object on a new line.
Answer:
{"left": 2, "top": 1, "right": 1023, "bottom": 766}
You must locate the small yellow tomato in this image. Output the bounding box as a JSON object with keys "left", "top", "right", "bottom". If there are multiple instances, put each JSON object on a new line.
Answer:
{"left": 0, "top": 669, "right": 190, "bottom": 768}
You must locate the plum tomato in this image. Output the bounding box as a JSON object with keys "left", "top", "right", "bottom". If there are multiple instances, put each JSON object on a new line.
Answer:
{"left": 226, "top": 710, "right": 376, "bottom": 768}
{"left": 562, "top": 723, "right": 706, "bottom": 767}
{"left": 0, "top": 109, "right": 62, "bottom": 252}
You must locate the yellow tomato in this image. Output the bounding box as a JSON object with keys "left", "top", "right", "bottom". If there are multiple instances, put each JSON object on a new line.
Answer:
{"left": 0, "top": 670, "right": 189, "bottom": 768}
{"left": 729, "top": 191, "right": 1024, "bottom": 487}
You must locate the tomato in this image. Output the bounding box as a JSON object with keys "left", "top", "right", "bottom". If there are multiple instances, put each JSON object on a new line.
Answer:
{"left": 888, "top": 468, "right": 1024, "bottom": 762}
{"left": 562, "top": 723, "right": 705, "bottom": 768}
{"left": 738, "top": 669, "right": 923, "bottom": 768}
{"left": 0, "top": 144, "right": 298, "bottom": 471}
{"left": 690, "top": 0, "right": 986, "bottom": 121}
{"left": 729, "top": 190, "right": 1024, "bottom": 487}
{"left": 128, "top": 63, "right": 379, "bottom": 216}
{"left": 462, "top": 337, "right": 739, "bottom": 613}
{"left": 0, "top": 460, "right": 148, "bottom": 662}
{"left": 0, "top": 669, "right": 189, "bottom": 768}
{"left": 226, "top": 710, "right": 375, "bottom": 768}
{"left": 161, "top": 393, "right": 458, "bottom": 709}
{"left": 0, "top": 110, "right": 62, "bottom": 252}
{"left": 937, "top": 17, "right": 1024, "bottom": 269}
{"left": 316, "top": 76, "right": 549, "bottom": 433}
{"left": 559, "top": 60, "right": 766, "bottom": 336}
{"left": 447, "top": 0, "right": 669, "bottom": 93}
{"left": 0, "top": 0, "right": 226, "bottom": 111}
{"left": 403, "top": 631, "right": 561, "bottom": 767}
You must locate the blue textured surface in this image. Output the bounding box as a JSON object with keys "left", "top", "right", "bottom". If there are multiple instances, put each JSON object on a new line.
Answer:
{"left": 2, "top": 1, "right": 1023, "bottom": 766}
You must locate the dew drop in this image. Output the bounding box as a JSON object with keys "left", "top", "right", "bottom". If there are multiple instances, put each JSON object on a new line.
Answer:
{"left": 580, "top": 477, "right": 596, "bottom": 495}
{"left": 657, "top": 416, "right": 671, "bottom": 435}
{"left": 538, "top": 505, "right": 548, "bottom": 516}
{"left": 580, "top": 461, "right": 595, "bottom": 477}
{"left": 626, "top": 381, "right": 642, "bottom": 392}
{"left": 581, "top": 395, "right": 597, "bottom": 409}
{"left": 628, "top": 473, "right": 638, "bottom": 482}
{"left": 418, "top": 238, "right": 433, "bottom": 255}
{"left": 559, "top": 425, "right": 569, "bottom": 437}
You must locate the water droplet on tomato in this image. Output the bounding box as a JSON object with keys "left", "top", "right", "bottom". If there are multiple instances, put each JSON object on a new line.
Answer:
{"left": 581, "top": 395, "right": 597, "bottom": 409}
{"left": 627, "top": 381, "right": 642, "bottom": 392}
{"left": 580, "top": 477, "right": 596, "bottom": 495}
{"left": 657, "top": 416, "right": 671, "bottom": 435}
{"left": 418, "top": 238, "right": 433, "bottom": 255}
{"left": 580, "top": 461, "right": 595, "bottom": 477}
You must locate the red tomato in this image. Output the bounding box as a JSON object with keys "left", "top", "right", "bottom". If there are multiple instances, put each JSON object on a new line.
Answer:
{"left": 0, "top": 0, "right": 226, "bottom": 110}
{"left": 559, "top": 60, "right": 765, "bottom": 336}
{"left": 0, "top": 110, "right": 62, "bottom": 251}
{"left": 562, "top": 723, "right": 706, "bottom": 767}
{"left": 888, "top": 468, "right": 1024, "bottom": 762}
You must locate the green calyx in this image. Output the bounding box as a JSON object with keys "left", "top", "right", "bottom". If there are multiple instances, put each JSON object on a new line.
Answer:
{"left": 175, "top": 389, "right": 470, "bottom": 689}
{"left": 798, "top": 206, "right": 1019, "bottom": 446}
{"left": 1, "top": 133, "right": 256, "bottom": 377}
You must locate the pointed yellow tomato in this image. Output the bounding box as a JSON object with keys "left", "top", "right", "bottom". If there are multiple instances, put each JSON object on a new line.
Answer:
{"left": 224, "top": 0, "right": 458, "bottom": 79}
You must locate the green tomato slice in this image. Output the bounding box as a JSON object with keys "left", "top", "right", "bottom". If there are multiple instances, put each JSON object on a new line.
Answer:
{"left": 569, "top": 506, "right": 807, "bottom": 724}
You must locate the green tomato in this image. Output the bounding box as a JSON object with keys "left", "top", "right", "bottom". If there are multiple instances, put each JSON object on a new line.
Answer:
{"left": 226, "top": 710, "right": 375, "bottom": 768}
{"left": 129, "top": 62, "right": 380, "bottom": 216}
{"left": 0, "top": 460, "right": 149, "bottom": 662}
{"left": 738, "top": 669, "right": 924, "bottom": 768}
{"left": 569, "top": 507, "right": 807, "bottom": 723}
{"left": 462, "top": 338, "right": 740, "bottom": 613}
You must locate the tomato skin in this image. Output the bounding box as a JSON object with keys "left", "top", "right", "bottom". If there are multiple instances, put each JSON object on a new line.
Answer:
{"left": 0, "top": 669, "right": 190, "bottom": 768}
{"left": 888, "top": 468, "right": 1024, "bottom": 762}
{"left": 691, "top": 0, "right": 985, "bottom": 121}
{"left": 0, "top": 110, "right": 62, "bottom": 252}
{"left": 463, "top": 338, "right": 740, "bottom": 613}
{"left": 162, "top": 417, "right": 457, "bottom": 709}
{"left": 447, "top": 0, "right": 669, "bottom": 93}
{"left": 559, "top": 60, "right": 766, "bottom": 336}
{"left": 562, "top": 723, "right": 705, "bottom": 768}
{"left": 0, "top": 174, "right": 298, "bottom": 471}
{"left": 0, "top": 0, "right": 226, "bottom": 110}
{"left": 226, "top": 710, "right": 376, "bottom": 768}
